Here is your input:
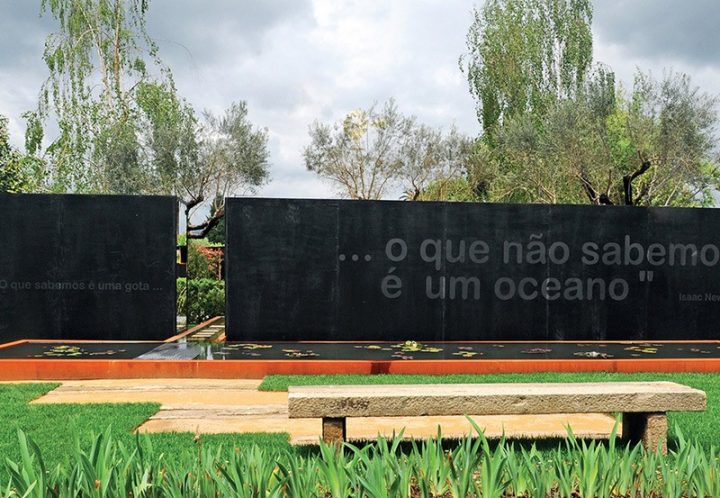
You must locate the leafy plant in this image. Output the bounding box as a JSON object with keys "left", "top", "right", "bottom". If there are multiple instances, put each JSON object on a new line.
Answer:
{"left": 409, "top": 428, "right": 451, "bottom": 498}
{"left": 316, "top": 442, "right": 355, "bottom": 498}
{"left": 186, "top": 243, "right": 217, "bottom": 280}
{"left": 5, "top": 422, "right": 720, "bottom": 497}
{"left": 176, "top": 278, "right": 224, "bottom": 323}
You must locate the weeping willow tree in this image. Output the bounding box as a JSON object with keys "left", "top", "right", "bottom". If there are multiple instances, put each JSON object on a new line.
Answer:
{"left": 462, "top": 0, "right": 593, "bottom": 140}
{"left": 30, "top": 0, "right": 270, "bottom": 237}
{"left": 32, "top": 0, "right": 175, "bottom": 193}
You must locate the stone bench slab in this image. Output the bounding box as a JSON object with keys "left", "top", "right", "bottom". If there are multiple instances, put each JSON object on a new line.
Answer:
{"left": 288, "top": 382, "right": 706, "bottom": 418}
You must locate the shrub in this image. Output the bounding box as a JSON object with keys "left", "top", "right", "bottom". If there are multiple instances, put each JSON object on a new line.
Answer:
{"left": 185, "top": 241, "right": 224, "bottom": 280}
{"left": 177, "top": 278, "right": 224, "bottom": 323}
{"left": 186, "top": 243, "right": 213, "bottom": 280}
{"left": 197, "top": 246, "right": 223, "bottom": 279}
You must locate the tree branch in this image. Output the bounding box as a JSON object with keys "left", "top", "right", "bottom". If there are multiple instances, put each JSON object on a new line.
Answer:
{"left": 188, "top": 205, "right": 224, "bottom": 239}
{"left": 623, "top": 151, "right": 651, "bottom": 205}
{"left": 184, "top": 194, "right": 204, "bottom": 213}
{"left": 578, "top": 166, "right": 598, "bottom": 204}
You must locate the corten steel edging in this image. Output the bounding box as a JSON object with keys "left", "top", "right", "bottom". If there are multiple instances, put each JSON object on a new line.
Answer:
{"left": 0, "top": 340, "right": 29, "bottom": 350}
{"left": 0, "top": 358, "right": 719, "bottom": 380}
{"left": 3, "top": 338, "right": 715, "bottom": 347}
{"left": 209, "top": 340, "right": 720, "bottom": 345}
{"left": 24, "top": 340, "right": 161, "bottom": 344}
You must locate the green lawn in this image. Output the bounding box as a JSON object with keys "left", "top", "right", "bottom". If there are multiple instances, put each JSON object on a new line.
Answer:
{"left": 2, "top": 372, "right": 718, "bottom": 474}
{"left": 0, "top": 383, "right": 289, "bottom": 477}
{"left": 260, "top": 372, "right": 720, "bottom": 446}
{"left": 0, "top": 376, "right": 718, "bottom": 495}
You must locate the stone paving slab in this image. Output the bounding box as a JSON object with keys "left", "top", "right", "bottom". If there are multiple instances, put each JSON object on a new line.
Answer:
{"left": 342, "top": 413, "right": 614, "bottom": 445}
{"left": 30, "top": 378, "right": 618, "bottom": 444}
{"left": 34, "top": 378, "right": 263, "bottom": 389}
{"left": 149, "top": 404, "right": 288, "bottom": 418}
{"left": 32, "top": 378, "right": 285, "bottom": 405}
{"left": 136, "top": 343, "right": 204, "bottom": 360}
{"left": 35, "top": 389, "right": 287, "bottom": 405}
{"left": 138, "top": 412, "right": 616, "bottom": 445}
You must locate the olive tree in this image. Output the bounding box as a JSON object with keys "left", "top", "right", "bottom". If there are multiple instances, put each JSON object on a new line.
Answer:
{"left": 486, "top": 70, "right": 720, "bottom": 206}
{"left": 304, "top": 100, "right": 471, "bottom": 200}
{"left": 185, "top": 102, "right": 270, "bottom": 238}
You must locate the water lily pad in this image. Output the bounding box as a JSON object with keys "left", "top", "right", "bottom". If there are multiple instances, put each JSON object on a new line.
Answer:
{"left": 521, "top": 348, "right": 552, "bottom": 354}
{"left": 394, "top": 340, "right": 423, "bottom": 352}
{"left": 573, "top": 351, "right": 614, "bottom": 359}
{"left": 285, "top": 350, "right": 318, "bottom": 358}
{"left": 625, "top": 346, "right": 657, "bottom": 353}
{"left": 452, "top": 351, "right": 479, "bottom": 358}
{"left": 235, "top": 343, "right": 272, "bottom": 350}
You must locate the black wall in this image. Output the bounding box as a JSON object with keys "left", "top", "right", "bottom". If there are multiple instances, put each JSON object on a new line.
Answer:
{"left": 0, "top": 194, "right": 177, "bottom": 340}
{"left": 226, "top": 198, "right": 720, "bottom": 341}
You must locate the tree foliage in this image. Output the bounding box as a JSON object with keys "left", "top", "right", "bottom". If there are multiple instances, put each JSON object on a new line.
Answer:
{"left": 460, "top": 0, "right": 719, "bottom": 208}
{"left": 30, "top": 0, "right": 270, "bottom": 236}
{"left": 399, "top": 125, "right": 472, "bottom": 201}
{"left": 462, "top": 0, "right": 593, "bottom": 138}
{"left": 0, "top": 115, "right": 45, "bottom": 194}
{"left": 184, "top": 103, "right": 270, "bottom": 238}
{"left": 481, "top": 71, "right": 720, "bottom": 207}
{"left": 304, "top": 100, "right": 471, "bottom": 200}
{"left": 36, "top": 0, "right": 164, "bottom": 192}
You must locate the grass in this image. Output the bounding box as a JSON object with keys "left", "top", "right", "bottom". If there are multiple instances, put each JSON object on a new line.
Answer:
{"left": 0, "top": 383, "right": 290, "bottom": 480}
{"left": 1, "top": 371, "right": 718, "bottom": 478}
{"left": 260, "top": 372, "right": 720, "bottom": 446}
{"left": 1, "top": 375, "right": 719, "bottom": 495}
{"left": 7, "top": 424, "right": 720, "bottom": 497}
{"left": 0, "top": 383, "right": 156, "bottom": 467}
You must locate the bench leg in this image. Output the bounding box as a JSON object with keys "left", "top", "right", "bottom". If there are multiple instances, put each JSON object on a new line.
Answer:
{"left": 322, "top": 417, "right": 346, "bottom": 444}
{"left": 622, "top": 412, "right": 667, "bottom": 454}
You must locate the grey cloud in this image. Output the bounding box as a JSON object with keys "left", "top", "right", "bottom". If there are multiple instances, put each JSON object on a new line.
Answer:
{"left": 593, "top": 0, "right": 720, "bottom": 68}
{"left": 147, "top": 0, "right": 314, "bottom": 67}
{"left": 0, "top": 1, "right": 54, "bottom": 67}
{"left": 244, "top": 79, "right": 307, "bottom": 111}
{"left": 5, "top": 0, "right": 716, "bottom": 201}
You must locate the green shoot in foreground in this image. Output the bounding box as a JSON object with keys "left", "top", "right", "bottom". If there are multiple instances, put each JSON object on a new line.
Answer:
{"left": 4, "top": 423, "right": 720, "bottom": 497}
{"left": 0, "top": 383, "right": 289, "bottom": 480}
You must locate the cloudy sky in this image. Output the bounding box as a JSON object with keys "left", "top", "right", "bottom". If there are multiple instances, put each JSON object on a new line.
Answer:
{"left": 1, "top": 0, "right": 719, "bottom": 199}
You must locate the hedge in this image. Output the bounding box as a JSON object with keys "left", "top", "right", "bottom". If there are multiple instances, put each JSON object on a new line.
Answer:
{"left": 176, "top": 278, "right": 224, "bottom": 323}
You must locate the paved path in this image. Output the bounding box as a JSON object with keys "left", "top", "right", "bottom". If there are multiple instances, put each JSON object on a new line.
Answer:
{"left": 32, "top": 379, "right": 617, "bottom": 444}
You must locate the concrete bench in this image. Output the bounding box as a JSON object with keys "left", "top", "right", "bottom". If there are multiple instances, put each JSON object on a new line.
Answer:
{"left": 288, "top": 381, "right": 706, "bottom": 452}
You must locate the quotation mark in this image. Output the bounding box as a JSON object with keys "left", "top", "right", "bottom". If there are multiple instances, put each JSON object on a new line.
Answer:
{"left": 338, "top": 254, "right": 372, "bottom": 262}
{"left": 639, "top": 270, "right": 654, "bottom": 282}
